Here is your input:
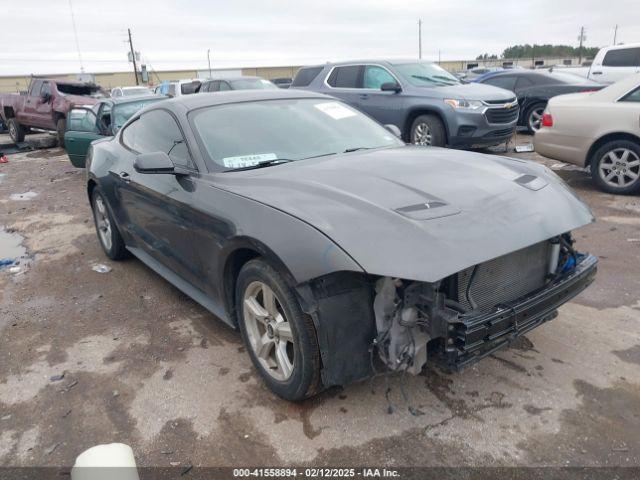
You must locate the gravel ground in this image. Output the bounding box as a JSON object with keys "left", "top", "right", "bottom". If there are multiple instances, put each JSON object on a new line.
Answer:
{"left": 0, "top": 132, "right": 639, "bottom": 470}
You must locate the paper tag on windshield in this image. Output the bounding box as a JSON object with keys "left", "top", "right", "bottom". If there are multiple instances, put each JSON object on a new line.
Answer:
{"left": 222, "top": 153, "right": 277, "bottom": 168}
{"left": 314, "top": 101, "right": 357, "bottom": 120}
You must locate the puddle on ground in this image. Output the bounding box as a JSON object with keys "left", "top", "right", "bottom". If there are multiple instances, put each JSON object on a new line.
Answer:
{"left": 9, "top": 191, "right": 38, "bottom": 201}
{"left": 0, "top": 226, "right": 30, "bottom": 273}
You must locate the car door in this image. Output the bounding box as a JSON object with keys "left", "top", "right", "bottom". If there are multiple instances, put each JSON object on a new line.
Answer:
{"left": 33, "top": 81, "right": 54, "bottom": 127}
{"left": 19, "top": 79, "right": 43, "bottom": 126}
{"left": 324, "top": 65, "right": 364, "bottom": 109}
{"left": 593, "top": 47, "right": 640, "bottom": 84}
{"left": 113, "top": 108, "right": 206, "bottom": 290}
{"left": 65, "top": 107, "right": 103, "bottom": 167}
{"left": 357, "top": 64, "right": 404, "bottom": 126}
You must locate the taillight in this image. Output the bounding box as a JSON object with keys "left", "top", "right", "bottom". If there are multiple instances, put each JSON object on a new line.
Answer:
{"left": 542, "top": 113, "right": 553, "bottom": 127}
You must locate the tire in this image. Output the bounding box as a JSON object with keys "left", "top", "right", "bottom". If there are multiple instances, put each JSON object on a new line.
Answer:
{"left": 590, "top": 140, "right": 640, "bottom": 195}
{"left": 236, "top": 259, "right": 322, "bottom": 401}
{"left": 525, "top": 103, "right": 546, "bottom": 134}
{"left": 7, "top": 118, "right": 25, "bottom": 144}
{"left": 56, "top": 118, "right": 66, "bottom": 148}
{"left": 90, "top": 188, "right": 129, "bottom": 260}
{"left": 410, "top": 114, "right": 446, "bottom": 147}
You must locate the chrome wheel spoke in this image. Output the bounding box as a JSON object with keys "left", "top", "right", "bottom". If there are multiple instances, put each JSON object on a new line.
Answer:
{"left": 244, "top": 296, "right": 269, "bottom": 324}
{"left": 257, "top": 333, "right": 275, "bottom": 362}
{"left": 277, "top": 322, "right": 293, "bottom": 342}
{"left": 275, "top": 342, "right": 293, "bottom": 378}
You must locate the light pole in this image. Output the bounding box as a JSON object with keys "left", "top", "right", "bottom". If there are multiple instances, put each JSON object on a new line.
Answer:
{"left": 207, "top": 49, "right": 212, "bottom": 78}
{"left": 418, "top": 19, "right": 422, "bottom": 59}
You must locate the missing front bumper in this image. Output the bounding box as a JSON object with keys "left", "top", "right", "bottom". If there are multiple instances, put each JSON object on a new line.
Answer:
{"left": 435, "top": 254, "right": 598, "bottom": 371}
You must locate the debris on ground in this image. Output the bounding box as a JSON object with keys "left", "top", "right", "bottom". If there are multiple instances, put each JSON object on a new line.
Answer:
{"left": 46, "top": 443, "right": 60, "bottom": 455}
{"left": 92, "top": 264, "right": 112, "bottom": 273}
{"left": 515, "top": 143, "right": 535, "bottom": 153}
{"left": 0, "top": 155, "right": 8, "bottom": 164}
{"left": 9, "top": 191, "right": 38, "bottom": 201}
{"left": 50, "top": 373, "right": 66, "bottom": 382}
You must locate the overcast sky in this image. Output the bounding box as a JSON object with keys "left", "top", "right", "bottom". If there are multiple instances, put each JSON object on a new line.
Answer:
{"left": 1, "top": 0, "right": 639, "bottom": 76}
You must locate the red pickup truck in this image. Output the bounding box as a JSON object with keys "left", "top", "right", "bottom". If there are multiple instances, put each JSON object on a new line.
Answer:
{"left": 0, "top": 78, "right": 103, "bottom": 146}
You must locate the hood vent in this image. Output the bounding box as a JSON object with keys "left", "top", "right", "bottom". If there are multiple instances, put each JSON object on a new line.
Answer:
{"left": 395, "top": 200, "right": 460, "bottom": 221}
{"left": 514, "top": 174, "right": 548, "bottom": 191}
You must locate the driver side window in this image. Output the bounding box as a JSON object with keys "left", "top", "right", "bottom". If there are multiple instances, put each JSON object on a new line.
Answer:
{"left": 67, "top": 108, "right": 99, "bottom": 133}
{"left": 121, "top": 110, "right": 194, "bottom": 169}
{"left": 363, "top": 65, "right": 396, "bottom": 89}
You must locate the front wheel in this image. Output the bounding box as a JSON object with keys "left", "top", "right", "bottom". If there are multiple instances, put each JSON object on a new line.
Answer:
{"left": 7, "top": 118, "right": 25, "bottom": 143}
{"left": 590, "top": 140, "right": 640, "bottom": 195}
{"left": 525, "top": 103, "right": 546, "bottom": 134}
{"left": 90, "top": 188, "right": 129, "bottom": 260}
{"left": 236, "top": 259, "right": 322, "bottom": 401}
{"left": 410, "top": 114, "right": 446, "bottom": 147}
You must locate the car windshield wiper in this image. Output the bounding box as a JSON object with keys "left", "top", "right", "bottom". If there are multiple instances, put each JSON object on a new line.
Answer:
{"left": 224, "top": 159, "right": 293, "bottom": 172}
{"left": 343, "top": 147, "right": 375, "bottom": 153}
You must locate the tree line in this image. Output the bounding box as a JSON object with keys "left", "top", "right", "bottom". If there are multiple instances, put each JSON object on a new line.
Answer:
{"left": 477, "top": 44, "right": 600, "bottom": 60}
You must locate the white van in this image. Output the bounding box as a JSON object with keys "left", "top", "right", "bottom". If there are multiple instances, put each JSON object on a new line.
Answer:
{"left": 584, "top": 44, "right": 640, "bottom": 84}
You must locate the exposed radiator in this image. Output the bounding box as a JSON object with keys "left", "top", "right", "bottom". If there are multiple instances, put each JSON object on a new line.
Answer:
{"left": 456, "top": 241, "right": 551, "bottom": 313}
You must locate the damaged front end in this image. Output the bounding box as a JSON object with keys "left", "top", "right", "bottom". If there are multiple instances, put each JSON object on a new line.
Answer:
{"left": 372, "top": 233, "right": 597, "bottom": 375}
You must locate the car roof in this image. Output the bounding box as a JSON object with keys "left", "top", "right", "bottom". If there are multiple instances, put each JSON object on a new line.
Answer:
{"left": 302, "top": 59, "right": 435, "bottom": 68}
{"left": 202, "top": 76, "right": 264, "bottom": 82}
{"left": 156, "top": 89, "right": 331, "bottom": 113}
{"left": 102, "top": 94, "right": 166, "bottom": 106}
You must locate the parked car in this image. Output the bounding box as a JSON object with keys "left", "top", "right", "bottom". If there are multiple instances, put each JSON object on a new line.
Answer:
{"left": 271, "top": 77, "right": 292, "bottom": 89}
{"left": 86, "top": 89, "right": 597, "bottom": 401}
{"left": 110, "top": 86, "right": 154, "bottom": 98}
{"left": 462, "top": 66, "right": 504, "bottom": 80}
{"left": 474, "top": 70, "right": 603, "bottom": 133}
{"left": 534, "top": 74, "right": 640, "bottom": 194}
{"left": 197, "top": 76, "right": 278, "bottom": 92}
{"left": 291, "top": 60, "right": 519, "bottom": 148}
{"left": 65, "top": 94, "right": 166, "bottom": 167}
{"left": 0, "top": 78, "right": 102, "bottom": 145}
{"left": 557, "top": 43, "right": 640, "bottom": 84}
{"left": 154, "top": 79, "right": 201, "bottom": 98}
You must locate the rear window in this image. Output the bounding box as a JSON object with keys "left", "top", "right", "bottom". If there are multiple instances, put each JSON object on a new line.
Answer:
{"left": 57, "top": 83, "right": 101, "bottom": 96}
{"left": 602, "top": 47, "right": 640, "bottom": 67}
{"left": 327, "top": 66, "right": 361, "bottom": 88}
{"left": 291, "top": 67, "right": 324, "bottom": 87}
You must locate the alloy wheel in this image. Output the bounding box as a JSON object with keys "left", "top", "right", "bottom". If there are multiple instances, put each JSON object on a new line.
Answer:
{"left": 8, "top": 122, "right": 17, "bottom": 142}
{"left": 413, "top": 122, "right": 432, "bottom": 146}
{"left": 528, "top": 107, "right": 545, "bottom": 132}
{"left": 93, "top": 196, "right": 113, "bottom": 251}
{"left": 243, "top": 281, "right": 295, "bottom": 381}
{"left": 598, "top": 148, "right": 640, "bottom": 189}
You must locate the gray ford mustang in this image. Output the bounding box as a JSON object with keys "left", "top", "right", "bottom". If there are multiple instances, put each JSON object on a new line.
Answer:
{"left": 86, "top": 89, "right": 597, "bottom": 401}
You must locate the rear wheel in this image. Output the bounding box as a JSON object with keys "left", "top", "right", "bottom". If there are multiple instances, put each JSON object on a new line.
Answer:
{"left": 56, "top": 118, "right": 66, "bottom": 148}
{"left": 236, "top": 259, "right": 322, "bottom": 401}
{"left": 7, "top": 118, "right": 25, "bottom": 143}
{"left": 590, "top": 140, "right": 640, "bottom": 195}
{"left": 90, "top": 188, "right": 129, "bottom": 260}
{"left": 525, "top": 103, "right": 546, "bottom": 134}
{"left": 410, "top": 114, "right": 446, "bottom": 147}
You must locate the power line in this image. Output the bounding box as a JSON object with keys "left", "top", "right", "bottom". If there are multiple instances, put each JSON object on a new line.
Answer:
{"left": 68, "top": 0, "right": 84, "bottom": 72}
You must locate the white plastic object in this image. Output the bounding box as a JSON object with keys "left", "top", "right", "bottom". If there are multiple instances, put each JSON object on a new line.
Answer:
{"left": 71, "top": 443, "right": 139, "bottom": 480}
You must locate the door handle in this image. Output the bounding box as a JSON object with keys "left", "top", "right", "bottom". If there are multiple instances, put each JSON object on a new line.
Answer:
{"left": 359, "top": 94, "right": 369, "bottom": 100}
{"left": 591, "top": 71, "right": 603, "bottom": 75}
{"left": 118, "top": 171, "right": 131, "bottom": 183}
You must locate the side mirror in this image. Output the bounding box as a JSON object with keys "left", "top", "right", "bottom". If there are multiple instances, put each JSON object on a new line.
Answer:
{"left": 133, "top": 151, "right": 177, "bottom": 174}
{"left": 380, "top": 82, "right": 401, "bottom": 93}
{"left": 384, "top": 124, "right": 402, "bottom": 138}
{"left": 41, "top": 92, "right": 51, "bottom": 103}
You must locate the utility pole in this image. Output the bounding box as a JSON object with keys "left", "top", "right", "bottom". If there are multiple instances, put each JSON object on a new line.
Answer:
{"left": 613, "top": 24, "right": 618, "bottom": 45}
{"left": 418, "top": 19, "right": 422, "bottom": 59}
{"left": 207, "top": 49, "right": 212, "bottom": 78}
{"left": 577, "top": 26, "right": 586, "bottom": 65}
{"left": 128, "top": 28, "right": 139, "bottom": 85}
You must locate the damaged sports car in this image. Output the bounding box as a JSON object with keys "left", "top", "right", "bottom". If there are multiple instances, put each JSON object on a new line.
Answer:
{"left": 86, "top": 90, "right": 597, "bottom": 401}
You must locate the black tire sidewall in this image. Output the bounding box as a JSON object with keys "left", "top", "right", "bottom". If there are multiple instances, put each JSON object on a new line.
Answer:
{"left": 591, "top": 140, "right": 640, "bottom": 195}
{"left": 236, "top": 259, "right": 320, "bottom": 401}
{"left": 411, "top": 114, "right": 446, "bottom": 147}
{"left": 91, "top": 188, "right": 127, "bottom": 259}
{"left": 525, "top": 103, "right": 546, "bottom": 134}
{"left": 56, "top": 118, "right": 66, "bottom": 148}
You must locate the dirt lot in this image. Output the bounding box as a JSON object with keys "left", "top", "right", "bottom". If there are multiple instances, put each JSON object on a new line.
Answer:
{"left": 0, "top": 132, "right": 639, "bottom": 470}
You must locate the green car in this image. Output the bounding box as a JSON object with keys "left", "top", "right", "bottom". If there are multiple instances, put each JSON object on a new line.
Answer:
{"left": 65, "top": 94, "right": 166, "bottom": 167}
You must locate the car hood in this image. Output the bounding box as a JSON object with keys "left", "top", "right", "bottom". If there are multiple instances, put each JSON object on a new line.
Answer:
{"left": 415, "top": 82, "right": 515, "bottom": 101}
{"left": 214, "top": 147, "right": 594, "bottom": 282}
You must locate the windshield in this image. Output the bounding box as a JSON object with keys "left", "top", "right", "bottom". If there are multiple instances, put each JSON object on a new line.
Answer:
{"left": 113, "top": 98, "right": 165, "bottom": 131}
{"left": 395, "top": 62, "right": 460, "bottom": 87}
{"left": 230, "top": 78, "right": 278, "bottom": 90}
{"left": 191, "top": 98, "right": 403, "bottom": 171}
{"left": 123, "top": 87, "right": 153, "bottom": 96}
